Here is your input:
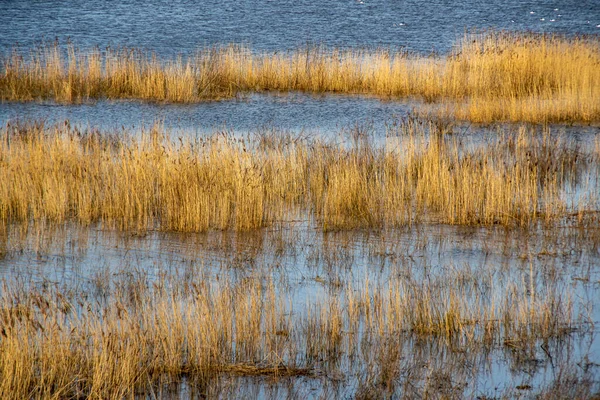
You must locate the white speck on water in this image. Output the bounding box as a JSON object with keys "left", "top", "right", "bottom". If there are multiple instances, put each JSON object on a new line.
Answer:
{"left": 540, "top": 18, "right": 545, "bottom": 21}
{"left": 554, "top": 8, "right": 559, "bottom": 11}
{"left": 550, "top": 19, "right": 555, "bottom": 22}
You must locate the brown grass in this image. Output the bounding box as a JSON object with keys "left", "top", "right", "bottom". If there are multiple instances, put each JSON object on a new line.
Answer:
{"left": 0, "top": 119, "right": 594, "bottom": 232}
{"left": 2, "top": 32, "right": 599, "bottom": 123}
{"left": 0, "top": 263, "right": 579, "bottom": 399}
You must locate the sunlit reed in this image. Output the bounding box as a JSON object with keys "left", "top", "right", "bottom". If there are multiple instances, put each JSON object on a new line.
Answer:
{"left": 2, "top": 32, "right": 599, "bottom": 123}
{"left": 0, "top": 119, "right": 594, "bottom": 232}
{"left": 0, "top": 265, "right": 578, "bottom": 399}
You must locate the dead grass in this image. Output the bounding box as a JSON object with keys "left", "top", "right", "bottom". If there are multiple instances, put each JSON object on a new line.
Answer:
{"left": 0, "top": 205, "right": 595, "bottom": 398}
{"left": 2, "top": 32, "right": 599, "bottom": 123}
{"left": 0, "top": 119, "right": 595, "bottom": 232}
{"left": 0, "top": 262, "right": 579, "bottom": 399}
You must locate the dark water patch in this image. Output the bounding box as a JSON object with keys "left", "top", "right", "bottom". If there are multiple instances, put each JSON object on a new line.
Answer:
{"left": 0, "top": 93, "right": 415, "bottom": 136}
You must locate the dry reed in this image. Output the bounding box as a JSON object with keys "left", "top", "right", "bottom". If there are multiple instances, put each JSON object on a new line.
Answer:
{"left": 0, "top": 119, "right": 593, "bottom": 232}
{"left": 2, "top": 32, "right": 599, "bottom": 123}
{"left": 0, "top": 264, "right": 578, "bottom": 399}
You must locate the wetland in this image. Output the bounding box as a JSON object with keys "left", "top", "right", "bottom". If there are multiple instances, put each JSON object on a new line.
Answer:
{"left": 1, "top": 1, "right": 600, "bottom": 398}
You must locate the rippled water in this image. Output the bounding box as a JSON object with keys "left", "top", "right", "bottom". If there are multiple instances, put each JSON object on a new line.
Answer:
{"left": 2, "top": 0, "right": 599, "bottom": 55}
{"left": 2, "top": 0, "right": 600, "bottom": 132}
{"left": 0, "top": 93, "right": 415, "bottom": 135}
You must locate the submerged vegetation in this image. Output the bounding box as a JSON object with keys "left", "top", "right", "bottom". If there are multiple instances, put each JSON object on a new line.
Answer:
{"left": 1, "top": 27, "right": 599, "bottom": 399}
{"left": 2, "top": 32, "right": 599, "bottom": 123}
{"left": 0, "top": 225, "right": 594, "bottom": 398}
{"left": 0, "top": 119, "right": 597, "bottom": 232}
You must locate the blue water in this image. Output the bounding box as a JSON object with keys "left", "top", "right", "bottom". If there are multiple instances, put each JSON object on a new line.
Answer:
{"left": 0, "top": 93, "right": 415, "bottom": 135}
{"left": 1, "top": 0, "right": 599, "bottom": 55}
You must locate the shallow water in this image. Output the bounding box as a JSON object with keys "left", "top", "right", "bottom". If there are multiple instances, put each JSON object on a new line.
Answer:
{"left": 1, "top": 221, "right": 599, "bottom": 397}
{"left": 0, "top": 93, "right": 415, "bottom": 136}
{"left": 1, "top": 93, "right": 600, "bottom": 140}
{"left": 1, "top": 107, "right": 599, "bottom": 397}
{"left": 1, "top": 0, "right": 600, "bottom": 397}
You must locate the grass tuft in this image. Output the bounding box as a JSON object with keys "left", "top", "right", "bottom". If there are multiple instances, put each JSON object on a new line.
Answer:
{"left": 0, "top": 119, "right": 596, "bottom": 231}
{"left": 2, "top": 32, "right": 599, "bottom": 123}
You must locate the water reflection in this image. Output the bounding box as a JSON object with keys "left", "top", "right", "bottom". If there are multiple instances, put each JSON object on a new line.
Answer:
{"left": 1, "top": 93, "right": 599, "bottom": 141}
{"left": 1, "top": 221, "right": 598, "bottom": 397}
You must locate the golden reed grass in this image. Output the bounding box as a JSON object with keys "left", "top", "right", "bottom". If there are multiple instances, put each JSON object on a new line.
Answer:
{"left": 0, "top": 119, "right": 591, "bottom": 232}
{"left": 0, "top": 266, "right": 575, "bottom": 398}
{"left": 2, "top": 32, "right": 599, "bottom": 123}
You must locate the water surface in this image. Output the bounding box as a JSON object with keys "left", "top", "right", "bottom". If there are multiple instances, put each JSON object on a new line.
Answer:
{"left": 2, "top": 0, "right": 599, "bottom": 55}
{"left": 1, "top": 0, "right": 600, "bottom": 397}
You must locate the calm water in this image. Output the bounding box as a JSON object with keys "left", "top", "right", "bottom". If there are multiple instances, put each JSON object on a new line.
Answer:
{"left": 2, "top": 93, "right": 599, "bottom": 140}
{"left": 2, "top": 222, "right": 599, "bottom": 397}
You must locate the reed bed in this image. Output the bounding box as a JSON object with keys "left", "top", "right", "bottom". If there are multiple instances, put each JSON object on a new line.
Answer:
{"left": 2, "top": 32, "right": 599, "bottom": 123}
{"left": 0, "top": 119, "right": 594, "bottom": 232}
{"left": 0, "top": 263, "right": 579, "bottom": 399}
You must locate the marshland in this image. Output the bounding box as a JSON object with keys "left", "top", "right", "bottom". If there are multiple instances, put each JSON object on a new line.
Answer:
{"left": 1, "top": 0, "right": 600, "bottom": 398}
{"left": 2, "top": 33, "right": 600, "bottom": 123}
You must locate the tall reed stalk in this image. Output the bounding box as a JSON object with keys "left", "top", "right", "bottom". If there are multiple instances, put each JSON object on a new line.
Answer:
{"left": 2, "top": 32, "right": 599, "bottom": 122}
{"left": 0, "top": 266, "right": 576, "bottom": 398}
{"left": 0, "top": 120, "right": 591, "bottom": 231}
